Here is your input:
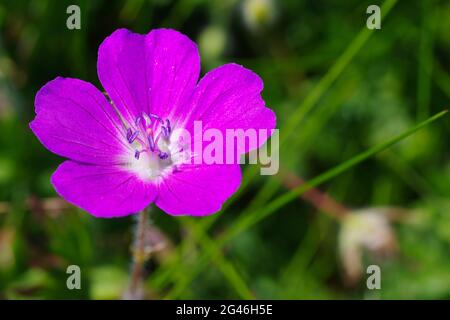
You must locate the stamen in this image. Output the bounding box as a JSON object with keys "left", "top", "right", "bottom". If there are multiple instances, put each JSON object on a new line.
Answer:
{"left": 161, "top": 126, "right": 169, "bottom": 138}
{"left": 166, "top": 119, "right": 171, "bottom": 134}
{"left": 127, "top": 128, "right": 139, "bottom": 144}
{"left": 158, "top": 152, "right": 169, "bottom": 160}
{"left": 148, "top": 136, "right": 155, "bottom": 152}
{"left": 135, "top": 116, "right": 142, "bottom": 126}
{"left": 142, "top": 113, "right": 152, "bottom": 126}
{"left": 129, "top": 113, "right": 174, "bottom": 163}
{"left": 135, "top": 112, "right": 153, "bottom": 127}
{"left": 149, "top": 113, "right": 164, "bottom": 124}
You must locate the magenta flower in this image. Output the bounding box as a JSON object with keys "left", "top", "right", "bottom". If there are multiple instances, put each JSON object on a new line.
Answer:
{"left": 30, "top": 29, "right": 276, "bottom": 218}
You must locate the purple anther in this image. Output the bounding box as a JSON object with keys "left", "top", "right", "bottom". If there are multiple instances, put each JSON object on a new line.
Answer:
{"left": 142, "top": 112, "right": 152, "bottom": 126}
{"left": 166, "top": 119, "right": 171, "bottom": 134}
{"left": 134, "top": 150, "right": 140, "bottom": 159}
{"left": 136, "top": 113, "right": 152, "bottom": 127}
{"left": 158, "top": 152, "right": 169, "bottom": 160}
{"left": 149, "top": 113, "right": 164, "bottom": 124}
{"left": 148, "top": 136, "right": 155, "bottom": 152}
{"left": 135, "top": 115, "right": 142, "bottom": 126}
{"left": 161, "top": 125, "right": 169, "bottom": 138}
{"left": 127, "top": 129, "right": 139, "bottom": 144}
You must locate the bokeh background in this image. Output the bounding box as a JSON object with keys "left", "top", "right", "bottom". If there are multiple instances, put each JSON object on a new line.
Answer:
{"left": 0, "top": 0, "right": 449, "bottom": 299}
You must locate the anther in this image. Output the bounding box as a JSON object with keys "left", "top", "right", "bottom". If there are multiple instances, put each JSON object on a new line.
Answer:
{"left": 149, "top": 113, "right": 164, "bottom": 124}
{"left": 158, "top": 152, "right": 169, "bottom": 160}
{"left": 161, "top": 126, "right": 169, "bottom": 138}
{"left": 136, "top": 112, "right": 152, "bottom": 127}
{"left": 127, "top": 129, "right": 139, "bottom": 144}
{"left": 148, "top": 136, "right": 155, "bottom": 152}
{"left": 142, "top": 113, "right": 152, "bottom": 126}
{"left": 135, "top": 116, "right": 142, "bottom": 126}
{"left": 166, "top": 119, "right": 171, "bottom": 134}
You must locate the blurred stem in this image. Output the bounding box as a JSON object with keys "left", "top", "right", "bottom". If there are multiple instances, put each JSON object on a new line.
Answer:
{"left": 417, "top": 0, "right": 437, "bottom": 121}
{"left": 281, "top": 171, "right": 349, "bottom": 221}
{"left": 125, "top": 208, "right": 150, "bottom": 300}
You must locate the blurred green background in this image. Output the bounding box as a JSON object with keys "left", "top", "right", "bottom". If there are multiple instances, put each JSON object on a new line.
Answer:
{"left": 0, "top": 0, "right": 449, "bottom": 299}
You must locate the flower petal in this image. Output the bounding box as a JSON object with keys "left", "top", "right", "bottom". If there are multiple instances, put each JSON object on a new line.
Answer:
{"left": 182, "top": 63, "right": 276, "bottom": 154}
{"left": 52, "top": 161, "right": 157, "bottom": 218}
{"left": 155, "top": 164, "right": 241, "bottom": 216}
{"left": 97, "top": 28, "right": 200, "bottom": 123}
{"left": 30, "top": 77, "right": 129, "bottom": 165}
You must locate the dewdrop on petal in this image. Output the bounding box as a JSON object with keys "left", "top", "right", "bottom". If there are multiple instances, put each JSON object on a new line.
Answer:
{"left": 242, "top": 0, "right": 276, "bottom": 32}
{"left": 338, "top": 208, "right": 398, "bottom": 285}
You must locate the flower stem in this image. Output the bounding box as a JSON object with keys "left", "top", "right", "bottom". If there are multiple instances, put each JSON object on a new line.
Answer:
{"left": 124, "top": 208, "right": 150, "bottom": 300}
{"left": 281, "top": 170, "right": 349, "bottom": 221}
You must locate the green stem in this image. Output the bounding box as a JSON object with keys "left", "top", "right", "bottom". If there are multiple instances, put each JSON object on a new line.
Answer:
{"left": 124, "top": 208, "right": 149, "bottom": 299}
